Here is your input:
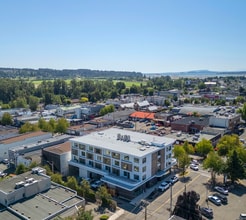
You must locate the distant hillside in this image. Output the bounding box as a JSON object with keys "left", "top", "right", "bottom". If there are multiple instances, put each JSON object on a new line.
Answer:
{"left": 0, "top": 67, "right": 143, "bottom": 79}
{"left": 145, "top": 70, "right": 246, "bottom": 78}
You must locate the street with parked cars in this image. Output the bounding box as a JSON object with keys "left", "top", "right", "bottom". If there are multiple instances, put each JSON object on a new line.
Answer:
{"left": 119, "top": 165, "right": 246, "bottom": 220}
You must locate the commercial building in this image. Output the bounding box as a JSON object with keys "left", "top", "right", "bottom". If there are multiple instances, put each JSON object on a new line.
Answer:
{"left": 69, "top": 128, "right": 175, "bottom": 199}
{"left": 0, "top": 167, "right": 85, "bottom": 220}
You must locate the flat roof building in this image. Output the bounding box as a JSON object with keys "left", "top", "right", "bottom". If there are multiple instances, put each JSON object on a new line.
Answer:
{"left": 69, "top": 128, "right": 176, "bottom": 199}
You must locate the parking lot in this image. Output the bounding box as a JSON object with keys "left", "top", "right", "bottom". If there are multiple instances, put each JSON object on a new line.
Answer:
{"left": 119, "top": 167, "right": 246, "bottom": 220}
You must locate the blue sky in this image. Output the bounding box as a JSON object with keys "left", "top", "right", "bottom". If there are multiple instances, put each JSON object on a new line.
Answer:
{"left": 0, "top": 0, "right": 246, "bottom": 73}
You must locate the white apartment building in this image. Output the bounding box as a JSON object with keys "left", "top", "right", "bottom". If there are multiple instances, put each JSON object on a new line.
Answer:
{"left": 69, "top": 128, "right": 175, "bottom": 199}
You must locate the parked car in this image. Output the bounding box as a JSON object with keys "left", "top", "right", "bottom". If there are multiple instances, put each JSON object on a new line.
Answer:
{"left": 239, "top": 213, "right": 246, "bottom": 220}
{"left": 213, "top": 193, "right": 228, "bottom": 204}
{"left": 208, "top": 195, "right": 221, "bottom": 206}
{"left": 190, "top": 164, "right": 199, "bottom": 171}
{"left": 91, "top": 180, "right": 103, "bottom": 189}
{"left": 170, "top": 175, "right": 179, "bottom": 184}
{"left": 0, "top": 171, "right": 7, "bottom": 177}
{"left": 158, "top": 181, "right": 170, "bottom": 192}
{"left": 214, "top": 186, "right": 228, "bottom": 195}
{"left": 200, "top": 207, "right": 213, "bottom": 219}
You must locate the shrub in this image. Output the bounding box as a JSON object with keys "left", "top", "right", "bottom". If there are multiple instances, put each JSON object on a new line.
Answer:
{"left": 100, "top": 214, "right": 109, "bottom": 220}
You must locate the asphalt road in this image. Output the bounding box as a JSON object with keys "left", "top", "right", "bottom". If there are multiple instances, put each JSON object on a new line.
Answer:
{"left": 119, "top": 167, "right": 246, "bottom": 220}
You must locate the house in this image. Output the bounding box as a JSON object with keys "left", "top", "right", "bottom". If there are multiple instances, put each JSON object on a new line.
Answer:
{"left": 56, "top": 105, "right": 82, "bottom": 118}
{"left": 68, "top": 128, "right": 175, "bottom": 199}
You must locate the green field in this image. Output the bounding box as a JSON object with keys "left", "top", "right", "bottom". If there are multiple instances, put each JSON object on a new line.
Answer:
{"left": 30, "top": 79, "right": 146, "bottom": 88}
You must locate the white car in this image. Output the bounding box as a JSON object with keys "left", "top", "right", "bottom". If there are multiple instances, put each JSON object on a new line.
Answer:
{"left": 190, "top": 164, "right": 199, "bottom": 171}
{"left": 158, "top": 181, "right": 170, "bottom": 192}
{"left": 214, "top": 186, "right": 228, "bottom": 195}
{"left": 208, "top": 195, "right": 221, "bottom": 206}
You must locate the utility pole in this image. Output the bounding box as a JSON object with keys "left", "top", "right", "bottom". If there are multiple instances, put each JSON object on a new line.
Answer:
{"left": 170, "top": 184, "right": 173, "bottom": 217}
{"left": 144, "top": 200, "right": 148, "bottom": 220}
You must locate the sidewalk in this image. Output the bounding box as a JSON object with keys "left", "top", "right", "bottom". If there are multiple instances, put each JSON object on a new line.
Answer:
{"left": 129, "top": 183, "right": 159, "bottom": 206}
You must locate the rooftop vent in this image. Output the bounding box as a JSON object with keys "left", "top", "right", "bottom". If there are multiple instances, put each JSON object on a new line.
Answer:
{"left": 15, "top": 181, "right": 25, "bottom": 189}
{"left": 140, "top": 147, "right": 146, "bottom": 151}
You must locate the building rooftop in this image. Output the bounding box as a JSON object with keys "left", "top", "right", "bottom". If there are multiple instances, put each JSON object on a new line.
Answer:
{"left": 0, "top": 170, "right": 48, "bottom": 193}
{"left": 0, "top": 185, "right": 83, "bottom": 220}
{"left": 70, "top": 128, "right": 175, "bottom": 157}
{"left": 130, "top": 111, "right": 155, "bottom": 119}
{"left": 43, "top": 142, "right": 71, "bottom": 155}
{"left": 0, "top": 125, "right": 19, "bottom": 141}
{"left": 0, "top": 131, "right": 48, "bottom": 144}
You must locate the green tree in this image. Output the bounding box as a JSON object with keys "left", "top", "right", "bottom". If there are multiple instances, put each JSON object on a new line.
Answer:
{"left": 55, "top": 118, "right": 69, "bottom": 133}
{"left": 183, "top": 141, "right": 194, "bottom": 154}
{"left": 15, "top": 163, "right": 27, "bottom": 174}
{"left": 66, "top": 176, "right": 78, "bottom": 191}
{"left": 172, "top": 191, "right": 202, "bottom": 220}
{"left": 173, "top": 145, "right": 186, "bottom": 166}
{"left": 96, "top": 186, "right": 112, "bottom": 207}
{"left": 1, "top": 112, "right": 13, "bottom": 125}
{"left": 203, "top": 151, "right": 225, "bottom": 185}
{"left": 237, "top": 103, "right": 246, "bottom": 122}
{"left": 179, "top": 152, "right": 190, "bottom": 176}
{"left": 217, "top": 134, "right": 242, "bottom": 157}
{"left": 29, "top": 95, "right": 39, "bottom": 111}
{"left": 195, "top": 138, "right": 213, "bottom": 157}
{"left": 76, "top": 208, "right": 94, "bottom": 220}
{"left": 51, "top": 173, "right": 64, "bottom": 185}
{"left": 226, "top": 150, "right": 245, "bottom": 184}
{"left": 19, "top": 122, "right": 40, "bottom": 134}
{"left": 79, "top": 179, "right": 92, "bottom": 199}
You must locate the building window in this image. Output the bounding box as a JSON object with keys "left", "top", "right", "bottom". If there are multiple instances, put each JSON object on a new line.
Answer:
{"left": 142, "top": 174, "right": 146, "bottom": 180}
{"left": 88, "top": 146, "right": 93, "bottom": 152}
{"left": 96, "top": 155, "right": 102, "bottom": 161}
{"left": 103, "top": 157, "right": 111, "bottom": 165}
{"left": 124, "top": 155, "right": 129, "bottom": 161}
{"left": 79, "top": 144, "right": 86, "bottom": 150}
{"left": 123, "top": 171, "right": 130, "bottom": 179}
{"left": 134, "top": 158, "right": 139, "bottom": 163}
{"left": 87, "top": 152, "right": 93, "bottom": 160}
{"left": 74, "top": 142, "right": 78, "bottom": 148}
{"left": 73, "top": 156, "right": 78, "bottom": 162}
{"left": 88, "top": 160, "right": 94, "bottom": 167}
{"left": 79, "top": 158, "right": 85, "bottom": 164}
{"left": 142, "top": 157, "right": 146, "bottom": 164}
{"left": 112, "top": 152, "right": 120, "bottom": 159}
{"left": 112, "top": 168, "right": 120, "bottom": 176}
{"left": 134, "top": 175, "right": 139, "bottom": 181}
{"left": 104, "top": 150, "right": 111, "bottom": 156}
{"left": 105, "top": 165, "right": 111, "bottom": 173}
{"left": 121, "top": 162, "right": 132, "bottom": 171}
{"left": 95, "top": 163, "right": 102, "bottom": 170}
{"left": 134, "top": 166, "right": 139, "bottom": 172}
{"left": 72, "top": 149, "right": 78, "bottom": 156}
{"left": 142, "top": 166, "right": 146, "bottom": 172}
{"left": 94, "top": 148, "right": 102, "bottom": 154}
{"left": 81, "top": 151, "right": 85, "bottom": 157}
{"left": 114, "top": 160, "right": 120, "bottom": 166}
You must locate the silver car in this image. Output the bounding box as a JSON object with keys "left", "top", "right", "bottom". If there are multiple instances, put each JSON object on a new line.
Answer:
{"left": 214, "top": 186, "right": 228, "bottom": 195}
{"left": 208, "top": 195, "right": 222, "bottom": 206}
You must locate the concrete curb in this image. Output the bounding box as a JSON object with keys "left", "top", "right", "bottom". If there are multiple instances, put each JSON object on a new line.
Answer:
{"left": 108, "top": 208, "right": 124, "bottom": 220}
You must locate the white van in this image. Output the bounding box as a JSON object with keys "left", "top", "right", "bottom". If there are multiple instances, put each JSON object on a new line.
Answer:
{"left": 240, "top": 213, "right": 246, "bottom": 220}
